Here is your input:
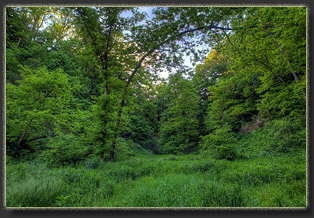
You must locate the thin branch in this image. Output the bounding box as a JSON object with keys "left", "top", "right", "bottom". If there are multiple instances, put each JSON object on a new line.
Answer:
{"left": 263, "top": 27, "right": 299, "bottom": 82}
{"left": 18, "top": 131, "right": 26, "bottom": 145}
{"left": 25, "top": 135, "right": 56, "bottom": 143}
{"left": 126, "top": 25, "right": 234, "bottom": 88}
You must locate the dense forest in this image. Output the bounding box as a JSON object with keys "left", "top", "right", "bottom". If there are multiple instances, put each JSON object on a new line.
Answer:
{"left": 6, "top": 6, "right": 307, "bottom": 207}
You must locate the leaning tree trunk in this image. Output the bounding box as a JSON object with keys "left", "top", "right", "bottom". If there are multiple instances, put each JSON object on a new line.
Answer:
{"left": 109, "top": 48, "right": 155, "bottom": 161}
{"left": 109, "top": 25, "right": 235, "bottom": 161}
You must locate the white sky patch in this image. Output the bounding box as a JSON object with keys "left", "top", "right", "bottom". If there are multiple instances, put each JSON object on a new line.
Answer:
{"left": 120, "top": 10, "right": 131, "bottom": 18}
{"left": 159, "top": 69, "right": 169, "bottom": 79}
{"left": 120, "top": 7, "right": 155, "bottom": 20}
{"left": 138, "top": 7, "right": 155, "bottom": 19}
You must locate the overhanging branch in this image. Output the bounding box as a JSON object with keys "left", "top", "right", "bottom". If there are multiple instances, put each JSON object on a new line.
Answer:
{"left": 126, "top": 25, "right": 233, "bottom": 88}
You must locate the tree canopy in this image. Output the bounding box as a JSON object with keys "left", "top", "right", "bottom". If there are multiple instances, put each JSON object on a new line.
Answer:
{"left": 6, "top": 6, "right": 306, "bottom": 163}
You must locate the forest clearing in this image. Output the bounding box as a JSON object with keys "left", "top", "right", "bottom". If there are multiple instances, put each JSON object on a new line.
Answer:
{"left": 5, "top": 6, "right": 307, "bottom": 208}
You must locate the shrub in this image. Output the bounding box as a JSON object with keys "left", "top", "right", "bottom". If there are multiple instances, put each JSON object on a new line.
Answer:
{"left": 237, "top": 117, "right": 306, "bottom": 157}
{"left": 267, "top": 118, "right": 305, "bottom": 152}
{"left": 201, "top": 124, "right": 238, "bottom": 160}
{"left": 249, "top": 118, "right": 306, "bottom": 153}
{"left": 41, "top": 133, "right": 89, "bottom": 167}
{"left": 217, "top": 144, "right": 238, "bottom": 160}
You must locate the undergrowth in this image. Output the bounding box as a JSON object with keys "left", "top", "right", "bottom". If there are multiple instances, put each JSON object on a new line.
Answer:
{"left": 6, "top": 118, "right": 306, "bottom": 207}
{"left": 6, "top": 151, "right": 306, "bottom": 207}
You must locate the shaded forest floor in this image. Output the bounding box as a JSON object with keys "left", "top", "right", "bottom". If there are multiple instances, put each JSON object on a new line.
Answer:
{"left": 6, "top": 150, "right": 306, "bottom": 207}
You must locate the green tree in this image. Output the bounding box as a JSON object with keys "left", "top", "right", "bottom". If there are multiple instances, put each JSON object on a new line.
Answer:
{"left": 222, "top": 7, "right": 306, "bottom": 121}
{"left": 6, "top": 6, "right": 306, "bottom": 163}
{"left": 74, "top": 7, "right": 146, "bottom": 161}
{"left": 6, "top": 66, "right": 75, "bottom": 158}
{"left": 121, "top": 69, "right": 160, "bottom": 153}
{"left": 158, "top": 73, "right": 200, "bottom": 154}
{"left": 105, "top": 7, "right": 240, "bottom": 160}
{"left": 199, "top": 7, "right": 306, "bottom": 157}
{"left": 192, "top": 49, "right": 229, "bottom": 136}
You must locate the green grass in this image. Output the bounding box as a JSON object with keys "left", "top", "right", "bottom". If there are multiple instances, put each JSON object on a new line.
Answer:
{"left": 6, "top": 161, "right": 65, "bottom": 207}
{"left": 6, "top": 150, "right": 306, "bottom": 207}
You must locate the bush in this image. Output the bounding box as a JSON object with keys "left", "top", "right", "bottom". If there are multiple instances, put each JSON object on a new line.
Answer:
{"left": 238, "top": 117, "right": 306, "bottom": 158}
{"left": 217, "top": 144, "right": 238, "bottom": 160}
{"left": 114, "top": 137, "right": 136, "bottom": 161}
{"left": 254, "top": 118, "right": 306, "bottom": 153}
{"left": 201, "top": 124, "right": 238, "bottom": 160}
{"left": 267, "top": 118, "right": 305, "bottom": 152}
{"left": 41, "top": 133, "right": 89, "bottom": 167}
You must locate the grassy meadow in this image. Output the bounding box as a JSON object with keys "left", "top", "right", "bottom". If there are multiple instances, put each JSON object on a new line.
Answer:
{"left": 6, "top": 146, "right": 306, "bottom": 208}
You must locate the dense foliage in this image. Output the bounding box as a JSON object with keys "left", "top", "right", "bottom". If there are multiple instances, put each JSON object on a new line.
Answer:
{"left": 6, "top": 6, "right": 306, "bottom": 207}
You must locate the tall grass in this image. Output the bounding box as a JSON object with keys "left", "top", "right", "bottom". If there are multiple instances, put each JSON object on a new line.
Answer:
{"left": 105, "top": 173, "right": 244, "bottom": 207}
{"left": 6, "top": 150, "right": 306, "bottom": 207}
{"left": 6, "top": 161, "right": 64, "bottom": 207}
{"left": 6, "top": 118, "right": 307, "bottom": 207}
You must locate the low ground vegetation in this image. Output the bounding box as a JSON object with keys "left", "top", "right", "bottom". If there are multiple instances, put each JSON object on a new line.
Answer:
{"left": 6, "top": 125, "right": 306, "bottom": 207}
